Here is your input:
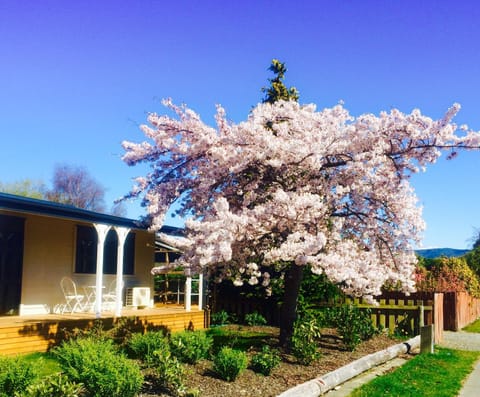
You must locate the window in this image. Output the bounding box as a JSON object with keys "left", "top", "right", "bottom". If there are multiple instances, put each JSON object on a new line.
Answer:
{"left": 123, "top": 233, "right": 135, "bottom": 275}
{"left": 103, "top": 229, "right": 118, "bottom": 274}
{"left": 75, "top": 226, "right": 135, "bottom": 275}
{"left": 75, "top": 226, "right": 97, "bottom": 274}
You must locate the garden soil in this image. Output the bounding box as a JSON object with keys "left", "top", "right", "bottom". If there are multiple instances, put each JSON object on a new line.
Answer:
{"left": 139, "top": 326, "right": 404, "bottom": 397}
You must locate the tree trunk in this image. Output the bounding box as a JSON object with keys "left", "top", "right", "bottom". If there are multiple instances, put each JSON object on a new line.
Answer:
{"left": 279, "top": 264, "right": 304, "bottom": 347}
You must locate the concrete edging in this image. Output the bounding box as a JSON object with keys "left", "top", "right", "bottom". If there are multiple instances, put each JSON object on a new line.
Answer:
{"left": 277, "top": 335, "right": 420, "bottom": 397}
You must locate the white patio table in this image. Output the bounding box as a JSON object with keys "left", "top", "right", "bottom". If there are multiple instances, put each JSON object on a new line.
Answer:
{"left": 82, "top": 285, "right": 105, "bottom": 312}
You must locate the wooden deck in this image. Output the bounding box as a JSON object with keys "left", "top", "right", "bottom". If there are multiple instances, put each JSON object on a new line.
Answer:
{"left": 0, "top": 305, "right": 208, "bottom": 356}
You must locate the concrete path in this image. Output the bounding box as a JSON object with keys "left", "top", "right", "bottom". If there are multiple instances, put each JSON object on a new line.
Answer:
{"left": 457, "top": 359, "right": 480, "bottom": 397}
{"left": 438, "top": 331, "right": 480, "bottom": 397}
{"left": 439, "top": 330, "right": 480, "bottom": 351}
{"left": 324, "top": 357, "right": 409, "bottom": 397}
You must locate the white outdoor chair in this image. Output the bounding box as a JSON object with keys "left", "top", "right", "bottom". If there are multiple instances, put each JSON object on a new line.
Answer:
{"left": 60, "top": 277, "right": 85, "bottom": 313}
{"left": 102, "top": 278, "right": 123, "bottom": 311}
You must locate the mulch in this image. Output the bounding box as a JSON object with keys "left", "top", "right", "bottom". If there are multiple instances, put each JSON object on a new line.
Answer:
{"left": 139, "top": 326, "right": 403, "bottom": 397}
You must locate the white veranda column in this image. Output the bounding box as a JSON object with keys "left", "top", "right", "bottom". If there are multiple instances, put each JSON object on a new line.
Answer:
{"left": 114, "top": 227, "right": 130, "bottom": 317}
{"left": 198, "top": 273, "right": 204, "bottom": 310}
{"left": 94, "top": 224, "right": 111, "bottom": 318}
{"left": 185, "top": 267, "right": 192, "bottom": 312}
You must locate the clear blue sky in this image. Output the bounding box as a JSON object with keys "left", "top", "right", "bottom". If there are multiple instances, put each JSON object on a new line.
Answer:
{"left": 1, "top": 0, "right": 480, "bottom": 249}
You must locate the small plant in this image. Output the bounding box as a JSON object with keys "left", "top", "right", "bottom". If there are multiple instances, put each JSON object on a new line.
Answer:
{"left": 211, "top": 310, "right": 230, "bottom": 326}
{"left": 22, "top": 373, "right": 84, "bottom": 397}
{"left": 334, "top": 305, "right": 378, "bottom": 351}
{"left": 250, "top": 345, "right": 281, "bottom": 375}
{"left": 170, "top": 330, "right": 212, "bottom": 364}
{"left": 290, "top": 314, "right": 322, "bottom": 365}
{"left": 53, "top": 338, "right": 143, "bottom": 397}
{"left": 393, "top": 312, "right": 415, "bottom": 339}
{"left": 213, "top": 346, "right": 248, "bottom": 381}
{"left": 184, "top": 388, "right": 201, "bottom": 397}
{"left": 0, "top": 356, "right": 38, "bottom": 397}
{"left": 127, "top": 330, "right": 169, "bottom": 367}
{"left": 245, "top": 311, "right": 267, "bottom": 326}
{"left": 151, "top": 343, "right": 187, "bottom": 396}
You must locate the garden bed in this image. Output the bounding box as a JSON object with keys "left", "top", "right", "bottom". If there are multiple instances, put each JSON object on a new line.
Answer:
{"left": 140, "top": 325, "right": 402, "bottom": 397}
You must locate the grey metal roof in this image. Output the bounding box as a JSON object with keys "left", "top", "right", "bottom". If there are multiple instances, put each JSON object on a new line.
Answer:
{"left": 0, "top": 192, "right": 182, "bottom": 235}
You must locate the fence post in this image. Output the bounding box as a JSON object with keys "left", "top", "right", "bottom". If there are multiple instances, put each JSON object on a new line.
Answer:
{"left": 419, "top": 304, "right": 424, "bottom": 328}
{"left": 420, "top": 325, "right": 434, "bottom": 354}
{"left": 434, "top": 293, "right": 444, "bottom": 343}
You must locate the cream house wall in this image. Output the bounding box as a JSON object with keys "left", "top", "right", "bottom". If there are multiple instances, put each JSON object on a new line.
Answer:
{"left": 127, "top": 230, "right": 155, "bottom": 290}
{"left": 1, "top": 210, "right": 155, "bottom": 315}
{"left": 21, "top": 213, "right": 76, "bottom": 312}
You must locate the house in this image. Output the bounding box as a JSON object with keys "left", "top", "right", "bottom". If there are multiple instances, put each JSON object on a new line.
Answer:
{"left": 0, "top": 192, "right": 182, "bottom": 317}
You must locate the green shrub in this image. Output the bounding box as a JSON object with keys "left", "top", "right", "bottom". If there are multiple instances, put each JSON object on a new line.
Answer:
{"left": 298, "top": 269, "right": 344, "bottom": 309}
{"left": 211, "top": 310, "right": 230, "bottom": 326}
{"left": 0, "top": 356, "right": 38, "bottom": 397}
{"left": 170, "top": 330, "right": 212, "bottom": 364}
{"left": 151, "top": 343, "right": 187, "bottom": 396}
{"left": 213, "top": 347, "right": 248, "bottom": 381}
{"left": 333, "top": 305, "right": 378, "bottom": 351}
{"left": 417, "top": 256, "right": 480, "bottom": 297}
{"left": 244, "top": 311, "right": 267, "bottom": 326}
{"left": 250, "top": 345, "right": 281, "bottom": 375}
{"left": 53, "top": 338, "right": 143, "bottom": 397}
{"left": 127, "top": 330, "right": 169, "bottom": 366}
{"left": 393, "top": 312, "right": 416, "bottom": 338}
{"left": 22, "top": 373, "right": 84, "bottom": 397}
{"left": 291, "top": 314, "right": 322, "bottom": 365}
{"left": 60, "top": 319, "right": 109, "bottom": 343}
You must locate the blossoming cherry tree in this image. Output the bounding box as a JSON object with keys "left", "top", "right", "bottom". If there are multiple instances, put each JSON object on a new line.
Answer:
{"left": 123, "top": 98, "right": 480, "bottom": 344}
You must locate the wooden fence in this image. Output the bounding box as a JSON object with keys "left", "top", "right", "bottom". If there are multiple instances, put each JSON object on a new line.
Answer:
{"left": 443, "top": 291, "right": 480, "bottom": 331}
{"left": 213, "top": 291, "right": 445, "bottom": 342}
{"left": 340, "top": 292, "right": 443, "bottom": 343}
{"left": 214, "top": 296, "right": 281, "bottom": 325}
{"left": 213, "top": 286, "right": 480, "bottom": 342}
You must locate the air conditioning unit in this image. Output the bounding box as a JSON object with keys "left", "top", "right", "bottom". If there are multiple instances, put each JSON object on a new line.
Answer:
{"left": 125, "top": 287, "right": 150, "bottom": 308}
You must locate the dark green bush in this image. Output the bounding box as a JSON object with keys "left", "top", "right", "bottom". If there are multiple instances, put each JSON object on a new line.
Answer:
{"left": 332, "top": 305, "right": 378, "bottom": 351}
{"left": 0, "top": 356, "right": 38, "bottom": 397}
{"left": 22, "top": 373, "right": 84, "bottom": 397}
{"left": 170, "top": 330, "right": 212, "bottom": 364}
{"left": 250, "top": 345, "right": 281, "bottom": 375}
{"left": 151, "top": 343, "right": 186, "bottom": 396}
{"left": 298, "top": 270, "right": 343, "bottom": 309}
{"left": 213, "top": 347, "right": 248, "bottom": 381}
{"left": 127, "top": 330, "right": 169, "bottom": 367}
{"left": 291, "top": 315, "right": 322, "bottom": 365}
{"left": 393, "top": 312, "right": 416, "bottom": 338}
{"left": 53, "top": 338, "right": 143, "bottom": 397}
{"left": 211, "top": 310, "right": 230, "bottom": 326}
{"left": 244, "top": 311, "right": 267, "bottom": 326}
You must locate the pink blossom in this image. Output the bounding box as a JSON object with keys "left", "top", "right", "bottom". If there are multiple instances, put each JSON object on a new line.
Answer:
{"left": 122, "top": 99, "right": 480, "bottom": 297}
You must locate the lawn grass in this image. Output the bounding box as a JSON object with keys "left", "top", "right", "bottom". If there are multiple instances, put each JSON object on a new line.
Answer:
{"left": 350, "top": 347, "right": 480, "bottom": 397}
{"left": 206, "top": 325, "right": 276, "bottom": 353}
{"left": 21, "top": 352, "right": 62, "bottom": 378}
{"left": 463, "top": 318, "right": 480, "bottom": 333}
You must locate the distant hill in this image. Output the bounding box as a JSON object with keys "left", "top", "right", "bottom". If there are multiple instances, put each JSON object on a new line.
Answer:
{"left": 415, "top": 248, "right": 470, "bottom": 259}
